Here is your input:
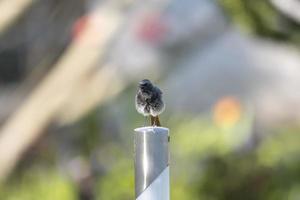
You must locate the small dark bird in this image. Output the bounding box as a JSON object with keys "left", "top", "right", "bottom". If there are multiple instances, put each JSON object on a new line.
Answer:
{"left": 135, "top": 79, "right": 165, "bottom": 126}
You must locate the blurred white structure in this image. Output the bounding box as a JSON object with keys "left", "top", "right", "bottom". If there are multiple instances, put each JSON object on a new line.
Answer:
{"left": 271, "top": 0, "right": 300, "bottom": 23}
{"left": 158, "top": 0, "right": 300, "bottom": 126}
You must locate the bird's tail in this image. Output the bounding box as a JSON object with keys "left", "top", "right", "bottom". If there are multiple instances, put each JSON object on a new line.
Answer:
{"left": 150, "top": 116, "right": 161, "bottom": 126}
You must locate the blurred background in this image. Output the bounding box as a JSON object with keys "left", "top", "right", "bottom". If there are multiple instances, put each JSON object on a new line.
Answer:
{"left": 0, "top": 0, "right": 300, "bottom": 199}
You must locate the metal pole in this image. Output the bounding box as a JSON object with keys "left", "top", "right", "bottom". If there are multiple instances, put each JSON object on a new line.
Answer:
{"left": 134, "top": 126, "right": 170, "bottom": 200}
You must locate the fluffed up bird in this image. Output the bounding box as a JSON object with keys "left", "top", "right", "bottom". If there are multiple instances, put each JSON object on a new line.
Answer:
{"left": 135, "top": 79, "right": 165, "bottom": 126}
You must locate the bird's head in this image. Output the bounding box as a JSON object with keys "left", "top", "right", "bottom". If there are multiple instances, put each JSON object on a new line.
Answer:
{"left": 139, "top": 79, "right": 153, "bottom": 90}
{"left": 138, "top": 79, "right": 154, "bottom": 98}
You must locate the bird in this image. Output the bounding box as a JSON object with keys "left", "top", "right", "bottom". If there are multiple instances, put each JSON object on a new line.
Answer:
{"left": 135, "top": 79, "right": 165, "bottom": 126}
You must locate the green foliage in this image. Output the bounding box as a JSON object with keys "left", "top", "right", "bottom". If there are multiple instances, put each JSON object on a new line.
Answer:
{"left": 2, "top": 114, "right": 300, "bottom": 200}
{"left": 257, "top": 127, "right": 300, "bottom": 167}
{"left": 79, "top": 110, "right": 102, "bottom": 156}
{"left": 0, "top": 169, "right": 76, "bottom": 200}
{"left": 218, "top": 0, "right": 300, "bottom": 45}
{"left": 96, "top": 158, "right": 134, "bottom": 200}
{"left": 1, "top": 97, "right": 299, "bottom": 200}
{"left": 168, "top": 115, "right": 300, "bottom": 200}
{"left": 169, "top": 114, "right": 254, "bottom": 200}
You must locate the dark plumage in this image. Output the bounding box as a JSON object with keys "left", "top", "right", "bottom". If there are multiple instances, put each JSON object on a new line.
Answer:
{"left": 135, "top": 79, "right": 165, "bottom": 126}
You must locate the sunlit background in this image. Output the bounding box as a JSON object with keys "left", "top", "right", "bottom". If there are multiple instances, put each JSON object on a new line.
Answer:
{"left": 0, "top": 0, "right": 300, "bottom": 199}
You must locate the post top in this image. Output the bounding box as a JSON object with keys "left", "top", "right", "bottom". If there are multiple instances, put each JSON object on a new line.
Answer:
{"left": 134, "top": 126, "right": 169, "bottom": 133}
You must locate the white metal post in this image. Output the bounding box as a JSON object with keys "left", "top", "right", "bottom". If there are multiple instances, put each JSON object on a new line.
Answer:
{"left": 134, "top": 126, "right": 170, "bottom": 200}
